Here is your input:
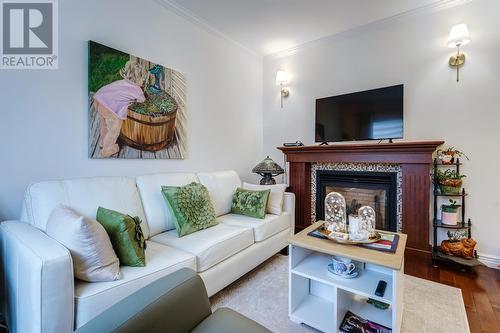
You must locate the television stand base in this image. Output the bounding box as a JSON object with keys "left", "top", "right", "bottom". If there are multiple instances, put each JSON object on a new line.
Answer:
{"left": 319, "top": 142, "right": 329, "bottom": 146}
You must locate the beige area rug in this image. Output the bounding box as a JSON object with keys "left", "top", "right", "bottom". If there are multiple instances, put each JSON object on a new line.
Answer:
{"left": 210, "top": 255, "right": 469, "bottom": 333}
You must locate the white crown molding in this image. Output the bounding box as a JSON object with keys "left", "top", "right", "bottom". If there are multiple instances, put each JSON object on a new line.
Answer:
{"left": 265, "top": 0, "right": 473, "bottom": 60}
{"left": 156, "top": 0, "right": 261, "bottom": 59}
{"left": 478, "top": 253, "right": 500, "bottom": 269}
{"left": 156, "top": 0, "right": 472, "bottom": 60}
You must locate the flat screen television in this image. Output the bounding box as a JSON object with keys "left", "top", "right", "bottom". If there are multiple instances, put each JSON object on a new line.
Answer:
{"left": 315, "top": 84, "right": 404, "bottom": 143}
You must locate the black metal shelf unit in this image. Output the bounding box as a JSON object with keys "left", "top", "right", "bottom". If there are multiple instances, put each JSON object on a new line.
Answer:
{"left": 431, "top": 158, "right": 479, "bottom": 267}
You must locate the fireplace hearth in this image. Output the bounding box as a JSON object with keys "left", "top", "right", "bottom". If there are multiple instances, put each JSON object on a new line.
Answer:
{"left": 315, "top": 170, "right": 398, "bottom": 232}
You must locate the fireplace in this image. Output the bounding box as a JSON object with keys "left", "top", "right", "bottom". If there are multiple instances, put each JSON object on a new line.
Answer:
{"left": 315, "top": 170, "right": 398, "bottom": 232}
{"left": 278, "top": 141, "right": 444, "bottom": 253}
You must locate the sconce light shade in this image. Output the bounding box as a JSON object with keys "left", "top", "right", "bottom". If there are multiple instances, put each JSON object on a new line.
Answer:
{"left": 448, "top": 24, "right": 471, "bottom": 48}
{"left": 275, "top": 70, "right": 288, "bottom": 85}
{"left": 275, "top": 70, "right": 290, "bottom": 108}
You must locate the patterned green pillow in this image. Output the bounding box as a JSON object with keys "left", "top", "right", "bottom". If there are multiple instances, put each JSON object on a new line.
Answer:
{"left": 96, "top": 207, "right": 147, "bottom": 267}
{"left": 161, "top": 182, "right": 218, "bottom": 237}
{"left": 231, "top": 188, "right": 271, "bottom": 219}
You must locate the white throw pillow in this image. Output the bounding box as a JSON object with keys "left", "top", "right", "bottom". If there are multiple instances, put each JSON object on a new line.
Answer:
{"left": 243, "top": 182, "right": 287, "bottom": 215}
{"left": 46, "top": 204, "right": 120, "bottom": 282}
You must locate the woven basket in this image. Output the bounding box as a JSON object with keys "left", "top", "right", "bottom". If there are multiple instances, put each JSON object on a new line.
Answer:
{"left": 439, "top": 185, "right": 461, "bottom": 195}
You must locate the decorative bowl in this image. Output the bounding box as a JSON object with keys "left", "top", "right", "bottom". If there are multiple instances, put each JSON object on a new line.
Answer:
{"left": 319, "top": 225, "right": 381, "bottom": 244}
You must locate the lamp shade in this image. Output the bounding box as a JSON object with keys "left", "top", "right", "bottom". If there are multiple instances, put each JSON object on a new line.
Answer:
{"left": 448, "top": 23, "right": 471, "bottom": 48}
{"left": 252, "top": 156, "right": 284, "bottom": 176}
{"left": 275, "top": 70, "right": 288, "bottom": 85}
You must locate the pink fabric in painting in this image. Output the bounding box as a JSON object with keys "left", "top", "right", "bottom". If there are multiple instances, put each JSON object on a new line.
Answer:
{"left": 94, "top": 80, "right": 146, "bottom": 119}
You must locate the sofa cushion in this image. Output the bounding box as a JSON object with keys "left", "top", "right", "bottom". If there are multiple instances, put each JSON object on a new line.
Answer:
{"left": 150, "top": 224, "right": 254, "bottom": 272}
{"left": 136, "top": 173, "right": 198, "bottom": 236}
{"left": 96, "top": 207, "right": 147, "bottom": 267}
{"left": 218, "top": 212, "right": 291, "bottom": 242}
{"left": 161, "top": 183, "right": 218, "bottom": 237}
{"left": 242, "top": 182, "right": 287, "bottom": 215}
{"left": 197, "top": 171, "right": 241, "bottom": 217}
{"left": 231, "top": 188, "right": 270, "bottom": 219}
{"left": 24, "top": 177, "right": 149, "bottom": 238}
{"left": 46, "top": 204, "right": 120, "bottom": 282}
{"left": 74, "top": 241, "right": 196, "bottom": 329}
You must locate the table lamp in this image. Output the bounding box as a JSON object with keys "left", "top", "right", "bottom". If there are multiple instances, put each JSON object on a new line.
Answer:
{"left": 252, "top": 156, "right": 284, "bottom": 185}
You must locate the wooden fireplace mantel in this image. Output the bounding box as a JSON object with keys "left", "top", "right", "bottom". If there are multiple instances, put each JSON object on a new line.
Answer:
{"left": 278, "top": 140, "right": 444, "bottom": 254}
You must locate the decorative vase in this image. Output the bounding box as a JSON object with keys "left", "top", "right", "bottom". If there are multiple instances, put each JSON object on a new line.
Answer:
{"left": 439, "top": 154, "right": 454, "bottom": 165}
{"left": 442, "top": 211, "right": 458, "bottom": 225}
{"left": 439, "top": 185, "right": 461, "bottom": 195}
{"left": 439, "top": 178, "right": 462, "bottom": 195}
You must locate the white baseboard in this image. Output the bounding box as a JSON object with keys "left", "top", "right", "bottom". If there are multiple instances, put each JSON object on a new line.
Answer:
{"left": 478, "top": 253, "right": 500, "bottom": 269}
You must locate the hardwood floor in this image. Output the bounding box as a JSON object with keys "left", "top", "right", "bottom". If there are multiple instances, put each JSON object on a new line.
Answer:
{"left": 405, "top": 252, "right": 500, "bottom": 333}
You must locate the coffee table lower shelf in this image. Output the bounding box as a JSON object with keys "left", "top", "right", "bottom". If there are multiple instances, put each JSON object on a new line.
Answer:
{"left": 289, "top": 245, "right": 403, "bottom": 333}
{"left": 290, "top": 294, "right": 334, "bottom": 332}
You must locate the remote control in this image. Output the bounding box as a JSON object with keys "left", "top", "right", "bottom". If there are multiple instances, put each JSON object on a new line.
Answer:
{"left": 375, "top": 280, "right": 387, "bottom": 297}
{"left": 283, "top": 141, "right": 304, "bottom": 147}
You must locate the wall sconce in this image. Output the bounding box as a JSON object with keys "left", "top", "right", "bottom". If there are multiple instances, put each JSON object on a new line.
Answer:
{"left": 275, "top": 70, "right": 289, "bottom": 108}
{"left": 448, "top": 23, "right": 471, "bottom": 82}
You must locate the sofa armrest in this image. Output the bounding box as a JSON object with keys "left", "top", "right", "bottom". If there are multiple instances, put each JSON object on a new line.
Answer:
{"left": 0, "top": 221, "right": 74, "bottom": 333}
{"left": 76, "top": 268, "right": 212, "bottom": 333}
{"left": 283, "top": 192, "right": 295, "bottom": 234}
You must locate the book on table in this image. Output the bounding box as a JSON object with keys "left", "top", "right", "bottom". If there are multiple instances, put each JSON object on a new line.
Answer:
{"left": 339, "top": 310, "right": 391, "bottom": 333}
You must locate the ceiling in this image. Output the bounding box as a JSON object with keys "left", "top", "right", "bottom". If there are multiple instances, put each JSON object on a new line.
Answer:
{"left": 163, "top": 0, "right": 454, "bottom": 56}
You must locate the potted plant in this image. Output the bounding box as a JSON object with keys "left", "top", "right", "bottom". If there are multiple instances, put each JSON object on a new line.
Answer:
{"left": 435, "top": 169, "right": 466, "bottom": 195}
{"left": 441, "top": 200, "right": 461, "bottom": 225}
{"left": 437, "top": 147, "right": 469, "bottom": 164}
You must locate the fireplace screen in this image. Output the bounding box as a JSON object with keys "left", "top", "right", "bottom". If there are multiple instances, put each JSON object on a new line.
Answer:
{"left": 315, "top": 170, "right": 398, "bottom": 232}
{"left": 326, "top": 186, "right": 389, "bottom": 230}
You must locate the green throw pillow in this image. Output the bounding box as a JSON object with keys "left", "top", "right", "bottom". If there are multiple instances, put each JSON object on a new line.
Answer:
{"left": 231, "top": 188, "right": 270, "bottom": 219}
{"left": 161, "top": 182, "right": 218, "bottom": 237}
{"left": 96, "top": 207, "right": 147, "bottom": 267}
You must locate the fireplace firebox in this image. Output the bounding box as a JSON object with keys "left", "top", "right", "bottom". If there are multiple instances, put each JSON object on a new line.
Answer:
{"left": 315, "top": 170, "right": 398, "bottom": 232}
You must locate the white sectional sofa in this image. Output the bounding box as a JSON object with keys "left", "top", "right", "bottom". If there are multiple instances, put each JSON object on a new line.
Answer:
{"left": 0, "top": 170, "right": 295, "bottom": 333}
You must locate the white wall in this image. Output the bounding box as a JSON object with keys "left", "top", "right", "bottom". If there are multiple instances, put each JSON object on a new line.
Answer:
{"left": 0, "top": 0, "right": 263, "bottom": 220}
{"left": 263, "top": 0, "right": 500, "bottom": 262}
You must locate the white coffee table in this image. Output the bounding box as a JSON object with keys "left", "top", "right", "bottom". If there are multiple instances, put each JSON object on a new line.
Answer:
{"left": 288, "top": 221, "right": 406, "bottom": 333}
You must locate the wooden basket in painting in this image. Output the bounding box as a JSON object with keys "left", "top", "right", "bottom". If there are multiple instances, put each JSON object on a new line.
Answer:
{"left": 119, "top": 88, "right": 178, "bottom": 152}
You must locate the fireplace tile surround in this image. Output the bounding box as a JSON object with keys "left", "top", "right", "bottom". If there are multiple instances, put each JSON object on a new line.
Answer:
{"left": 311, "top": 162, "right": 403, "bottom": 232}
